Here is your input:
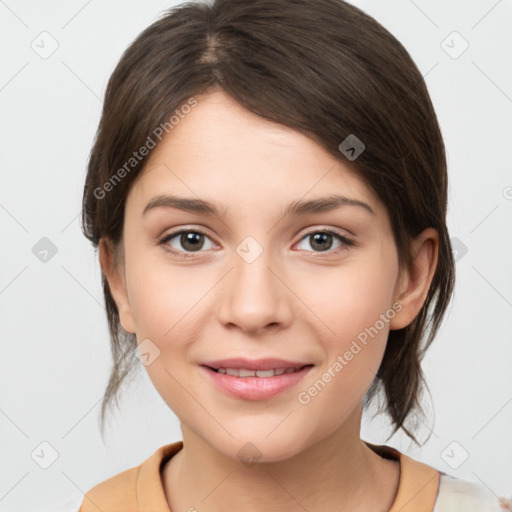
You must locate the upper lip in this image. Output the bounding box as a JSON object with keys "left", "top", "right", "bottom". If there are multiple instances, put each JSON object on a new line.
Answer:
{"left": 201, "top": 358, "right": 313, "bottom": 371}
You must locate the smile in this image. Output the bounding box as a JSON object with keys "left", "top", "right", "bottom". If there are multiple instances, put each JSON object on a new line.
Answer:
{"left": 201, "top": 363, "right": 314, "bottom": 400}
{"left": 208, "top": 366, "right": 308, "bottom": 377}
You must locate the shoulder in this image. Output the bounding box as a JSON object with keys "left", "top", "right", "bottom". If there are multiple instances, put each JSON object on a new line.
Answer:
{"left": 78, "top": 441, "right": 183, "bottom": 512}
{"left": 433, "top": 473, "right": 506, "bottom": 512}
{"left": 80, "top": 465, "right": 140, "bottom": 511}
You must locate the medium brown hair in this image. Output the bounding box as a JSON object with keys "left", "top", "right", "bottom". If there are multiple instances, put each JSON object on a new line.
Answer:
{"left": 81, "top": 0, "right": 455, "bottom": 444}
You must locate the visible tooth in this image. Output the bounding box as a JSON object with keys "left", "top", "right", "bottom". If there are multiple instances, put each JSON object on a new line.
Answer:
{"left": 217, "top": 367, "right": 301, "bottom": 377}
{"left": 239, "top": 369, "right": 256, "bottom": 377}
{"left": 256, "top": 369, "right": 275, "bottom": 378}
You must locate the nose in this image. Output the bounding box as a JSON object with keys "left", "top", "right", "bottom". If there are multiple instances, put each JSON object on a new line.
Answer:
{"left": 216, "top": 245, "right": 293, "bottom": 335}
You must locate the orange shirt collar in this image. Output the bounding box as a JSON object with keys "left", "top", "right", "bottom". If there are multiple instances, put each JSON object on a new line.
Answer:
{"left": 136, "top": 441, "right": 440, "bottom": 512}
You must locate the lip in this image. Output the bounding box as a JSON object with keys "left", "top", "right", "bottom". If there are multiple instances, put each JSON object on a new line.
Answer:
{"left": 201, "top": 357, "right": 311, "bottom": 371}
{"left": 200, "top": 358, "right": 314, "bottom": 401}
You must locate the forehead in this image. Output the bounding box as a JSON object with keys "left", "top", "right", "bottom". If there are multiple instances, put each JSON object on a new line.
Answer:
{"left": 126, "top": 90, "right": 386, "bottom": 221}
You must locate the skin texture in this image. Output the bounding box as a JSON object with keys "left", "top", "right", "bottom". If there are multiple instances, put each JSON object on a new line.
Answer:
{"left": 100, "top": 90, "right": 439, "bottom": 512}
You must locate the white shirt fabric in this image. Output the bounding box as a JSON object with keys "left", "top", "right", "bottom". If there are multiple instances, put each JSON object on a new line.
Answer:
{"left": 432, "top": 473, "right": 505, "bottom": 512}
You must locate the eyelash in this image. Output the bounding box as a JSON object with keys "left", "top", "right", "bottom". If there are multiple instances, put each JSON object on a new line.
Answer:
{"left": 158, "top": 227, "right": 354, "bottom": 259}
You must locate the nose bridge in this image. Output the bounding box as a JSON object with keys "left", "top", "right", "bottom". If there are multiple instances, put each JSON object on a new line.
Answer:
{"left": 218, "top": 236, "right": 290, "bottom": 332}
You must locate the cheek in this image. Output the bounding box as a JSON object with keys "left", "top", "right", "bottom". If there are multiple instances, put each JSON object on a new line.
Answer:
{"left": 296, "top": 257, "right": 397, "bottom": 396}
{"left": 299, "top": 258, "right": 396, "bottom": 345}
{"left": 125, "top": 247, "right": 208, "bottom": 340}
{"left": 295, "top": 275, "right": 394, "bottom": 433}
{"left": 126, "top": 262, "right": 202, "bottom": 411}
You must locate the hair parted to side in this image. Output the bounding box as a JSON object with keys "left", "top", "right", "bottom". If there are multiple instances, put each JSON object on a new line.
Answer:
{"left": 81, "top": 0, "right": 455, "bottom": 444}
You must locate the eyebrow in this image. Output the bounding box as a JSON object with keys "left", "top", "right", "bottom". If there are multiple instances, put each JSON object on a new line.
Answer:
{"left": 142, "top": 193, "right": 375, "bottom": 218}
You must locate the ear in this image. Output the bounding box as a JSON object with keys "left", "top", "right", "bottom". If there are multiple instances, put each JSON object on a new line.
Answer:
{"left": 389, "top": 227, "right": 439, "bottom": 330}
{"left": 98, "top": 238, "right": 136, "bottom": 334}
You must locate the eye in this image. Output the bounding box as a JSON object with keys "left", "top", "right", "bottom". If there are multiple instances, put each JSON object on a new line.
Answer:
{"left": 295, "top": 229, "right": 354, "bottom": 255}
{"left": 159, "top": 228, "right": 216, "bottom": 257}
{"left": 159, "top": 227, "right": 354, "bottom": 258}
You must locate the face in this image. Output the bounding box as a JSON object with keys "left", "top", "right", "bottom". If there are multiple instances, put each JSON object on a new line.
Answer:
{"left": 103, "top": 90, "right": 432, "bottom": 463}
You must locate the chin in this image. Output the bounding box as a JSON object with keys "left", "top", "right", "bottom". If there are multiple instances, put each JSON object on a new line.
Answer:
{"left": 209, "top": 433, "right": 310, "bottom": 466}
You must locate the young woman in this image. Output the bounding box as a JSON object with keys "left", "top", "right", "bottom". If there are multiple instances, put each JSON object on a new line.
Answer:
{"left": 73, "top": 0, "right": 506, "bottom": 510}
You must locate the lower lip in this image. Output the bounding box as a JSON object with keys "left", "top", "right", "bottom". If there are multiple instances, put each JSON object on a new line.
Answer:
{"left": 201, "top": 365, "right": 313, "bottom": 401}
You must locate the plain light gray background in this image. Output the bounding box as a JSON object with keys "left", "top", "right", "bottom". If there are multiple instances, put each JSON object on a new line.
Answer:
{"left": 1, "top": 0, "right": 511, "bottom": 510}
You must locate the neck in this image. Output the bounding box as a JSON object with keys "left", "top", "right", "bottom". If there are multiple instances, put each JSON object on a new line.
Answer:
{"left": 162, "top": 406, "right": 400, "bottom": 512}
